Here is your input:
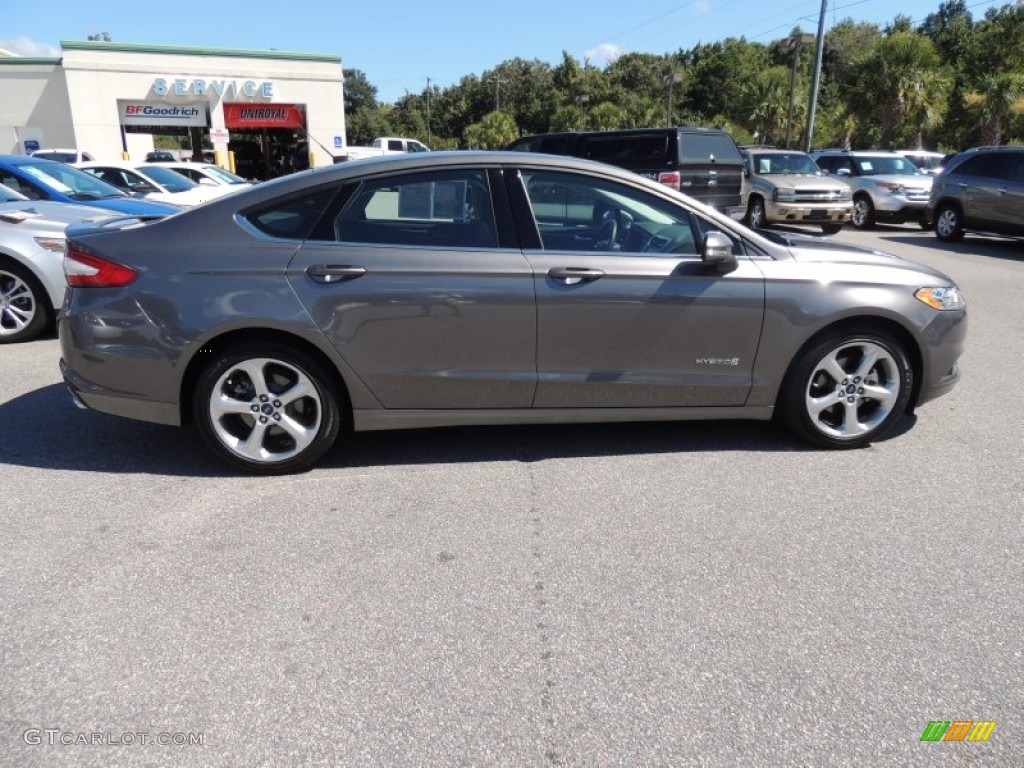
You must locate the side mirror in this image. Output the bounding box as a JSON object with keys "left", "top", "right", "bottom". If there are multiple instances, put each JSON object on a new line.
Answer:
{"left": 702, "top": 231, "right": 738, "bottom": 274}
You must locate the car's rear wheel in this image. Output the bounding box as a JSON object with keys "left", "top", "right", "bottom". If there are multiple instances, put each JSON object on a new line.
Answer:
{"left": 934, "top": 203, "right": 965, "bottom": 242}
{"left": 746, "top": 196, "right": 767, "bottom": 229}
{"left": 780, "top": 329, "right": 913, "bottom": 449}
{"left": 820, "top": 223, "right": 843, "bottom": 235}
{"left": 194, "top": 343, "right": 342, "bottom": 473}
{"left": 851, "top": 195, "right": 876, "bottom": 229}
{"left": 0, "top": 261, "right": 52, "bottom": 344}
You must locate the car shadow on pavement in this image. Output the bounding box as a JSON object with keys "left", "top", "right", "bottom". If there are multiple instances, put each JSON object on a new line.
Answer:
{"left": 2, "top": 384, "right": 918, "bottom": 475}
{"left": 877, "top": 233, "right": 1024, "bottom": 262}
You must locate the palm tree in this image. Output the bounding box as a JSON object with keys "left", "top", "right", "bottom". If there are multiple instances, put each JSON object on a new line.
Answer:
{"left": 963, "top": 73, "right": 1024, "bottom": 145}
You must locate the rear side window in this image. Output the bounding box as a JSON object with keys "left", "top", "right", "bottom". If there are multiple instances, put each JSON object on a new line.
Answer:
{"left": 583, "top": 134, "right": 671, "bottom": 166}
{"left": 334, "top": 169, "right": 497, "bottom": 249}
{"left": 679, "top": 134, "right": 742, "bottom": 163}
{"left": 246, "top": 187, "right": 339, "bottom": 239}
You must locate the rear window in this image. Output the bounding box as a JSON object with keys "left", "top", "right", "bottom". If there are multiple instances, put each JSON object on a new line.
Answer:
{"left": 679, "top": 134, "right": 742, "bottom": 163}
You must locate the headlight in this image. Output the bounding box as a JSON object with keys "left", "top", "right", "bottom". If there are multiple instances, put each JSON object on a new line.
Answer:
{"left": 915, "top": 286, "right": 965, "bottom": 310}
{"left": 876, "top": 181, "right": 903, "bottom": 193}
{"left": 773, "top": 187, "right": 796, "bottom": 202}
{"left": 33, "top": 237, "right": 66, "bottom": 253}
{"left": 838, "top": 187, "right": 852, "bottom": 201}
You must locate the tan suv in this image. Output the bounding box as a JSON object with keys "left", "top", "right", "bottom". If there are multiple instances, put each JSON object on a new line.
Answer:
{"left": 925, "top": 146, "right": 1024, "bottom": 242}
{"left": 741, "top": 149, "right": 852, "bottom": 234}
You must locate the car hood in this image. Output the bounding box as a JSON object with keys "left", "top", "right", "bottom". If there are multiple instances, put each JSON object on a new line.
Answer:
{"left": 0, "top": 200, "right": 116, "bottom": 232}
{"left": 89, "top": 197, "right": 182, "bottom": 216}
{"left": 760, "top": 174, "right": 849, "bottom": 191}
{"left": 762, "top": 229, "right": 952, "bottom": 280}
{"left": 861, "top": 174, "right": 933, "bottom": 190}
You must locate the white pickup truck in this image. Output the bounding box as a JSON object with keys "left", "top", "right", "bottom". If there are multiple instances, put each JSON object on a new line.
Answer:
{"left": 338, "top": 136, "right": 430, "bottom": 162}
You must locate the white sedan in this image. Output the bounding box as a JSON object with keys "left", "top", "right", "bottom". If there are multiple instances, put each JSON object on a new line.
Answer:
{"left": 151, "top": 161, "right": 253, "bottom": 189}
{"left": 0, "top": 183, "right": 115, "bottom": 342}
{"left": 75, "top": 161, "right": 235, "bottom": 207}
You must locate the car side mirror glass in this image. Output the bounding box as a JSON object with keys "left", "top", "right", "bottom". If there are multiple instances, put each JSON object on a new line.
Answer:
{"left": 702, "top": 231, "right": 737, "bottom": 274}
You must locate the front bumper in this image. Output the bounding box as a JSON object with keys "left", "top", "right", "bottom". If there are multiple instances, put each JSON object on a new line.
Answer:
{"left": 765, "top": 202, "right": 851, "bottom": 225}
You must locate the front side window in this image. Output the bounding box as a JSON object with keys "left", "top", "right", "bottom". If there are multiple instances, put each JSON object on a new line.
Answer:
{"left": 138, "top": 165, "right": 199, "bottom": 192}
{"left": 334, "top": 169, "right": 497, "bottom": 248}
{"left": 521, "top": 169, "right": 699, "bottom": 255}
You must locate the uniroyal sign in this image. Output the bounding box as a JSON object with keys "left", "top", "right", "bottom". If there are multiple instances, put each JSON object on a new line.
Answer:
{"left": 223, "top": 103, "right": 304, "bottom": 129}
{"left": 119, "top": 101, "right": 207, "bottom": 127}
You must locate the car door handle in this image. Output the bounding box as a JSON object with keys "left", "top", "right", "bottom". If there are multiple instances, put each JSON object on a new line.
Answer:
{"left": 306, "top": 264, "right": 366, "bottom": 283}
{"left": 548, "top": 267, "right": 605, "bottom": 285}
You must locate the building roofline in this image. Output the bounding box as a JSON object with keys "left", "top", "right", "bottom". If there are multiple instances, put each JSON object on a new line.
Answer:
{"left": 0, "top": 57, "right": 62, "bottom": 65}
{"left": 59, "top": 39, "right": 340, "bottom": 63}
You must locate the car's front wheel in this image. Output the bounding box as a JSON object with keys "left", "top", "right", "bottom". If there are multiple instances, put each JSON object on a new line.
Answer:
{"left": 934, "top": 203, "right": 965, "bottom": 242}
{"left": 746, "top": 195, "right": 767, "bottom": 229}
{"left": 851, "top": 195, "right": 876, "bottom": 229}
{"left": 194, "top": 343, "right": 342, "bottom": 473}
{"left": 780, "top": 329, "right": 913, "bottom": 449}
{"left": 0, "top": 261, "right": 51, "bottom": 344}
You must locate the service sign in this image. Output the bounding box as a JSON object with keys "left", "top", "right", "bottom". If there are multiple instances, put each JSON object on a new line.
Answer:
{"left": 119, "top": 101, "right": 208, "bottom": 127}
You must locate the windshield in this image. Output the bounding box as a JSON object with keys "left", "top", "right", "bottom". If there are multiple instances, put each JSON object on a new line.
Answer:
{"left": 20, "top": 161, "right": 126, "bottom": 200}
{"left": 137, "top": 166, "right": 200, "bottom": 192}
{"left": 201, "top": 165, "right": 248, "bottom": 184}
{"left": 751, "top": 153, "right": 820, "bottom": 175}
{"left": 854, "top": 156, "right": 921, "bottom": 176}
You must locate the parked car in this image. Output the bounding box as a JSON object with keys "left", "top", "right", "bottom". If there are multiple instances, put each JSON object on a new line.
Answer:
{"left": 0, "top": 183, "right": 115, "bottom": 342}
{"left": 925, "top": 145, "right": 1024, "bottom": 242}
{"left": 508, "top": 127, "right": 747, "bottom": 220}
{"left": 59, "top": 151, "right": 967, "bottom": 473}
{"left": 152, "top": 161, "right": 253, "bottom": 189}
{"left": 76, "top": 161, "right": 236, "bottom": 207}
{"left": 0, "top": 155, "right": 180, "bottom": 216}
{"left": 30, "top": 148, "right": 96, "bottom": 164}
{"left": 810, "top": 150, "right": 933, "bottom": 229}
{"left": 145, "top": 150, "right": 178, "bottom": 162}
{"left": 740, "top": 148, "right": 852, "bottom": 234}
{"left": 895, "top": 149, "right": 946, "bottom": 175}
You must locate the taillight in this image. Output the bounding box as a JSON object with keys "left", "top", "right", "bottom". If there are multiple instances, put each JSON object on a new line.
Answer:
{"left": 64, "top": 243, "right": 138, "bottom": 287}
{"left": 657, "top": 171, "right": 681, "bottom": 188}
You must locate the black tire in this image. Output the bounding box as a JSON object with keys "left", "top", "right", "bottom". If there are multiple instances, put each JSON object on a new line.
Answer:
{"left": 934, "top": 203, "right": 965, "bottom": 242}
{"left": 851, "top": 195, "right": 876, "bottom": 229}
{"left": 779, "top": 329, "right": 913, "bottom": 449}
{"left": 746, "top": 196, "right": 767, "bottom": 229}
{"left": 0, "top": 260, "right": 53, "bottom": 344}
{"left": 820, "top": 223, "right": 843, "bottom": 235}
{"left": 193, "top": 342, "right": 343, "bottom": 474}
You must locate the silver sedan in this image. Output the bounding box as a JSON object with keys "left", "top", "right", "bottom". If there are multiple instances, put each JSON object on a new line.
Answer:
{"left": 58, "top": 152, "right": 967, "bottom": 473}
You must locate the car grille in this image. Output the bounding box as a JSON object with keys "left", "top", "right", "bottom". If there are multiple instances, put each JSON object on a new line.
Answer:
{"left": 793, "top": 189, "right": 846, "bottom": 203}
{"left": 904, "top": 187, "right": 931, "bottom": 202}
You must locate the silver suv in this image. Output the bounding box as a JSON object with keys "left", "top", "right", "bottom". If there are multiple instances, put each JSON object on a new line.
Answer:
{"left": 811, "top": 150, "right": 933, "bottom": 229}
{"left": 925, "top": 146, "right": 1024, "bottom": 242}
{"left": 741, "top": 149, "right": 852, "bottom": 234}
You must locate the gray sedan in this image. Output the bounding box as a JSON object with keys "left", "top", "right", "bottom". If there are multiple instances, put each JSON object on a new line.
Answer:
{"left": 59, "top": 152, "right": 967, "bottom": 473}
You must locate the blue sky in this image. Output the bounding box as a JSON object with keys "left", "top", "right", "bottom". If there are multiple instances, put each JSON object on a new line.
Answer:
{"left": 1, "top": 0, "right": 1007, "bottom": 104}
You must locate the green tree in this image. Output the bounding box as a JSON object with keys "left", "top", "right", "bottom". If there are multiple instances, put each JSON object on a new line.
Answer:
{"left": 464, "top": 111, "right": 519, "bottom": 149}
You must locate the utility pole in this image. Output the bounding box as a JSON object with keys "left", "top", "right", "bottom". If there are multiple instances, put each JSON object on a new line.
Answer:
{"left": 785, "top": 32, "right": 815, "bottom": 148}
{"left": 425, "top": 76, "right": 432, "bottom": 147}
{"left": 490, "top": 76, "right": 506, "bottom": 111}
{"left": 804, "top": 0, "right": 828, "bottom": 153}
{"left": 663, "top": 70, "right": 682, "bottom": 127}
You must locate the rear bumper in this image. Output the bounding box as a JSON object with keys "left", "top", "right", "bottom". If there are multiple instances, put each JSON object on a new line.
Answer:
{"left": 59, "top": 356, "right": 182, "bottom": 426}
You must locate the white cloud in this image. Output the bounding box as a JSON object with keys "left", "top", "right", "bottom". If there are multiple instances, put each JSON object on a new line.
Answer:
{"left": 692, "top": 0, "right": 712, "bottom": 17}
{"left": 0, "top": 37, "right": 60, "bottom": 57}
{"left": 583, "top": 43, "right": 625, "bottom": 68}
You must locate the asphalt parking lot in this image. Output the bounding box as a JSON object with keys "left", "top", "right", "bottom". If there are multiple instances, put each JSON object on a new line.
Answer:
{"left": 2, "top": 226, "right": 1021, "bottom": 767}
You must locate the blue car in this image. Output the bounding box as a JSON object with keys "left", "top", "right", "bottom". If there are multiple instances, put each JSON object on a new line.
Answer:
{"left": 0, "top": 155, "right": 180, "bottom": 216}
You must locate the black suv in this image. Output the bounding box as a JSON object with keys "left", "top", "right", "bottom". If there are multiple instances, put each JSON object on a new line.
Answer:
{"left": 507, "top": 128, "right": 745, "bottom": 219}
{"left": 925, "top": 146, "right": 1024, "bottom": 242}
